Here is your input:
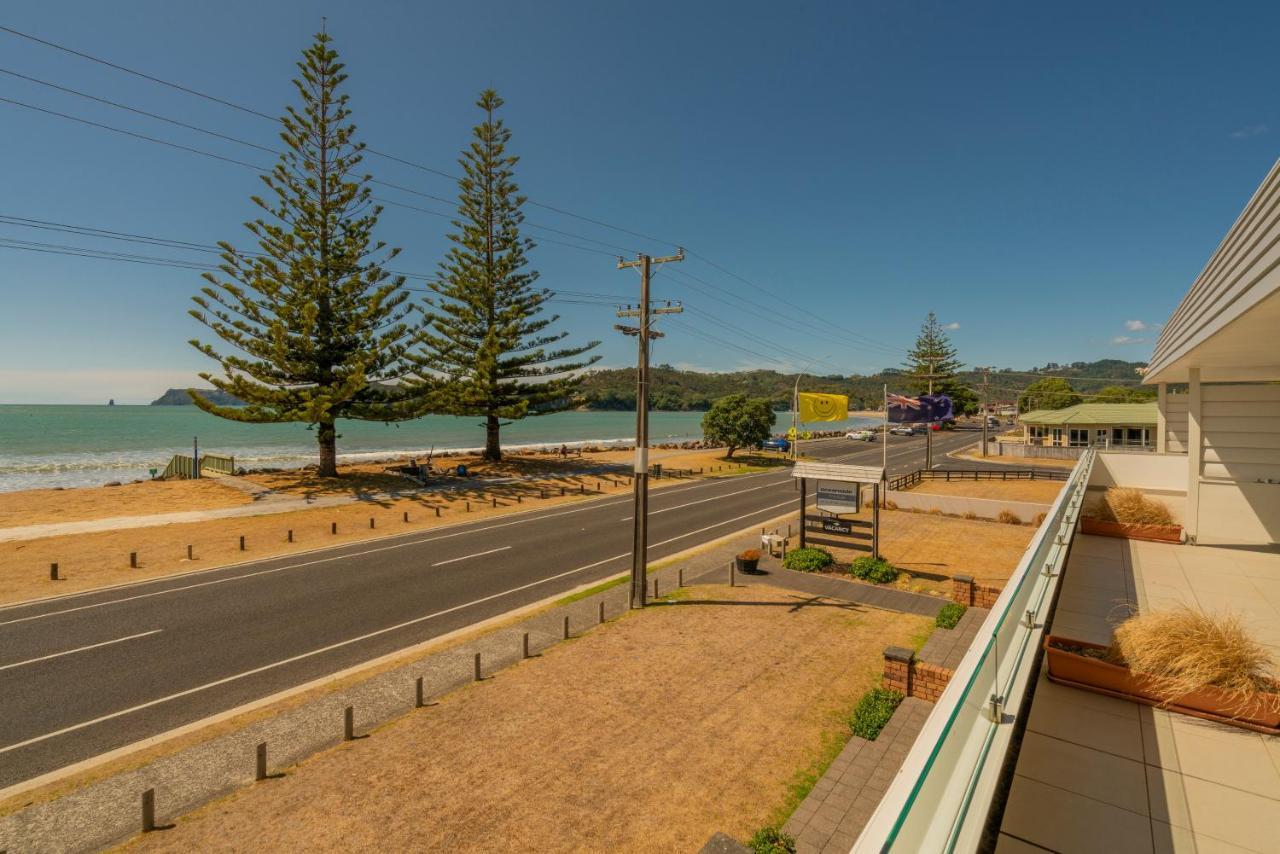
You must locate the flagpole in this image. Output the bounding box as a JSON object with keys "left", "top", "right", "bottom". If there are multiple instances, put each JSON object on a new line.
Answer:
{"left": 882, "top": 384, "right": 888, "bottom": 508}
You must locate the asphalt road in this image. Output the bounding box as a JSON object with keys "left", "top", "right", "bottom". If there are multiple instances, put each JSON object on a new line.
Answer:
{"left": 0, "top": 429, "right": 986, "bottom": 788}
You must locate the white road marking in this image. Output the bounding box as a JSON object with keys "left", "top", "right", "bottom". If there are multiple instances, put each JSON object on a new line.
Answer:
{"left": 0, "top": 491, "right": 810, "bottom": 756}
{"left": 0, "top": 473, "right": 774, "bottom": 627}
{"left": 620, "top": 480, "right": 777, "bottom": 521}
{"left": 0, "top": 630, "right": 162, "bottom": 673}
{"left": 431, "top": 546, "right": 511, "bottom": 567}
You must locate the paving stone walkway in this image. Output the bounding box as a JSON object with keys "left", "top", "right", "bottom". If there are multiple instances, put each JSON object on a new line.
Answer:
{"left": 917, "top": 604, "right": 988, "bottom": 668}
{"left": 783, "top": 697, "right": 933, "bottom": 853}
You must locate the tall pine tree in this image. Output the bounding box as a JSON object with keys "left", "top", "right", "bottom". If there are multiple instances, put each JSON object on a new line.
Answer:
{"left": 902, "top": 312, "right": 977, "bottom": 414}
{"left": 413, "top": 90, "right": 600, "bottom": 460}
{"left": 189, "top": 32, "right": 426, "bottom": 477}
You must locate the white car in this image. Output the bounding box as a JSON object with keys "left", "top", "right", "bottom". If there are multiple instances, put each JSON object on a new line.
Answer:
{"left": 846, "top": 429, "right": 876, "bottom": 442}
{"left": 888, "top": 425, "right": 916, "bottom": 436}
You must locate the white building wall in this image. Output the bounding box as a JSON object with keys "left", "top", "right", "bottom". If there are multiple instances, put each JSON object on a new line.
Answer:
{"left": 1195, "top": 383, "right": 1280, "bottom": 544}
{"left": 1163, "top": 391, "right": 1189, "bottom": 454}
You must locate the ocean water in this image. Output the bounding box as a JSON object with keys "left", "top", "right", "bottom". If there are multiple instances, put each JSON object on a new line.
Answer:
{"left": 0, "top": 406, "right": 879, "bottom": 492}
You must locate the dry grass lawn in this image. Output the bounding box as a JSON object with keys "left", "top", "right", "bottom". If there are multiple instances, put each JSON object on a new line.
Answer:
{"left": 904, "top": 479, "right": 1064, "bottom": 503}
{"left": 126, "top": 584, "right": 928, "bottom": 853}
{"left": 817, "top": 509, "right": 1038, "bottom": 593}
{"left": 0, "top": 479, "right": 252, "bottom": 527}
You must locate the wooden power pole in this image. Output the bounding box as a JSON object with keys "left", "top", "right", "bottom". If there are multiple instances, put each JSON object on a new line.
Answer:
{"left": 976, "top": 366, "right": 993, "bottom": 457}
{"left": 616, "top": 249, "right": 684, "bottom": 608}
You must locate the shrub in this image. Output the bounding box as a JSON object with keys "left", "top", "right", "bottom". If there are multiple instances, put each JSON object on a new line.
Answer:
{"left": 738, "top": 548, "right": 762, "bottom": 561}
{"left": 928, "top": 507, "right": 943, "bottom": 516}
{"left": 962, "top": 510, "right": 979, "bottom": 520}
{"left": 1112, "top": 607, "right": 1276, "bottom": 709}
{"left": 849, "top": 556, "right": 899, "bottom": 584}
{"left": 1032, "top": 512, "right": 1047, "bottom": 527}
{"left": 747, "top": 826, "right": 796, "bottom": 854}
{"left": 936, "top": 602, "right": 967, "bottom": 629}
{"left": 997, "top": 510, "right": 1022, "bottom": 525}
{"left": 850, "top": 687, "right": 904, "bottom": 740}
{"left": 1090, "top": 487, "right": 1174, "bottom": 526}
{"left": 783, "top": 547, "right": 833, "bottom": 572}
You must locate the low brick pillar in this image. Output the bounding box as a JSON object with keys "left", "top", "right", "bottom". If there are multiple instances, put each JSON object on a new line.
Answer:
{"left": 951, "top": 574, "right": 1002, "bottom": 608}
{"left": 883, "top": 646, "right": 914, "bottom": 695}
{"left": 883, "top": 646, "right": 954, "bottom": 702}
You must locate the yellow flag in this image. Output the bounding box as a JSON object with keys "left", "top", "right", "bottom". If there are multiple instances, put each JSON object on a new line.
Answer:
{"left": 798, "top": 392, "right": 848, "bottom": 422}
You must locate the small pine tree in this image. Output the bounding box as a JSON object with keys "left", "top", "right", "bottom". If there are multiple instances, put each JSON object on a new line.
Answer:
{"left": 189, "top": 32, "right": 426, "bottom": 477}
{"left": 413, "top": 90, "right": 600, "bottom": 460}
{"left": 902, "top": 312, "right": 977, "bottom": 414}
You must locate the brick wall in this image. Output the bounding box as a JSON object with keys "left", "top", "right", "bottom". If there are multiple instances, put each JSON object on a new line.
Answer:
{"left": 882, "top": 647, "right": 954, "bottom": 702}
{"left": 951, "top": 575, "right": 1001, "bottom": 609}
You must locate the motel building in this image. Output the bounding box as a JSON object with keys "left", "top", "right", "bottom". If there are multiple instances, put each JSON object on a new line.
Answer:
{"left": 840, "top": 160, "right": 1280, "bottom": 852}
{"left": 1018, "top": 401, "right": 1158, "bottom": 450}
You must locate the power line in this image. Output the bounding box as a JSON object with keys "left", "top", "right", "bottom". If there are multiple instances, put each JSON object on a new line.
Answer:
{"left": 0, "top": 24, "right": 677, "bottom": 248}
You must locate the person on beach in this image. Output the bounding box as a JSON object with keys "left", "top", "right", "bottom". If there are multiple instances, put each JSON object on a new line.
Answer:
{"left": 559, "top": 444, "right": 568, "bottom": 459}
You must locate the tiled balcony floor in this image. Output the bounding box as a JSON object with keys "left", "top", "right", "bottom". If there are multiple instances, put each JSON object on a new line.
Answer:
{"left": 997, "top": 535, "right": 1280, "bottom": 853}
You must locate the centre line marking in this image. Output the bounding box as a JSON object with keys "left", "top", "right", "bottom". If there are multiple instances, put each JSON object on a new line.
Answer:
{"left": 0, "top": 630, "right": 162, "bottom": 673}
{"left": 431, "top": 546, "right": 511, "bottom": 567}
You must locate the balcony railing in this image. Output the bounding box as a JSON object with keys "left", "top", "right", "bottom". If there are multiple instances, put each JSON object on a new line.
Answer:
{"left": 852, "top": 449, "right": 1095, "bottom": 853}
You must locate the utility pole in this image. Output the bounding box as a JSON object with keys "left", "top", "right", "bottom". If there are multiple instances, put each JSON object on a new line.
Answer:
{"left": 926, "top": 361, "right": 934, "bottom": 469}
{"left": 616, "top": 249, "right": 684, "bottom": 609}
{"left": 976, "top": 366, "right": 993, "bottom": 458}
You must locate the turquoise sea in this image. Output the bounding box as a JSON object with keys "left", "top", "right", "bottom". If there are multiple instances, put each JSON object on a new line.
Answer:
{"left": 0, "top": 406, "right": 879, "bottom": 492}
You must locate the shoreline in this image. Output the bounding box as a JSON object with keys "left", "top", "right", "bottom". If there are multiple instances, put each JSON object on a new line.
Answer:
{"left": 0, "top": 412, "right": 882, "bottom": 493}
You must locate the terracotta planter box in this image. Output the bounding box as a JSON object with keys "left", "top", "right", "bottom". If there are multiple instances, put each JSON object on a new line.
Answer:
{"left": 1080, "top": 517, "right": 1182, "bottom": 543}
{"left": 1044, "top": 635, "right": 1280, "bottom": 734}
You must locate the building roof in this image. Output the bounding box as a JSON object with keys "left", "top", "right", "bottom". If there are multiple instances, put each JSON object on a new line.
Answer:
{"left": 1019, "top": 401, "right": 1158, "bottom": 426}
{"left": 1145, "top": 158, "right": 1280, "bottom": 385}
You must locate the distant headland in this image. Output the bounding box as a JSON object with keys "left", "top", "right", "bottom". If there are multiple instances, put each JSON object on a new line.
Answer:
{"left": 150, "top": 388, "right": 244, "bottom": 406}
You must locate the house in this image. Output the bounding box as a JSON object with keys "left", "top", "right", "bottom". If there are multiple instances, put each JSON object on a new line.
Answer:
{"left": 1018, "top": 401, "right": 1158, "bottom": 449}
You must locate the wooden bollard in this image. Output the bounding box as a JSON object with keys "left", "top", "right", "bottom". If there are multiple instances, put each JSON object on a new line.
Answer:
{"left": 187, "top": 544, "right": 193, "bottom": 560}
{"left": 50, "top": 562, "right": 59, "bottom": 581}
{"left": 563, "top": 615, "right": 570, "bottom": 639}
{"left": 580, "top": 484, "right": 585, "bottom": 494}
{"left": 415, "top": 676, "right": 425, "bottom": 708}
{"left": 130, "top": 551, "right": 137, "bottom": 568}
{"left": 287, "top": 529, "right": 294, "bottom": 543}
{"left": 516, "top": 494, "right": 522, "bottom": 503}
{"left": 599, "top": 601, "right": 605, "bottom": 623}
{"left": 331, "top": 522, "right": 337, "bottom": 535}
{"left": 369, "top": 517, "right": 375, "bottom": 529}
{"left": 435, "top": 506, "right": 441, "bottom": 517}
{"left": 403, "top": 511, "right": 409, "bottom": 523}
{"left": 474, "top": 652, "right": 482, "bottom": 682}
{"left": 492, "top": 497, "right": 497, "bottom": 509}
{"left": 255, "top": 742, "right": 267, "bottom": 781}
{"left": 540, "top": 488, "right": 546, "bottom": 499}
{"left": 466, "top": 501, "right": 471, "bottom": 512}
{"left": 653, "top": 577, "right": 659, "bottom": 599}
{"left": 141, "top": 788, "right": 156, "bottom": 833}
{"left": 239, "top": 535, "right": 246, "bottom": 551}
{"left": 561, "top": 486, "right": 566, "bottom": 496}
{"left": 679, "top": 567, "right": 684, "bottom": 588}
{"left": 343, "top": 706, "right": 355, "bottom": 741}
{"left": 522, "top": 632, "right": 530, "bottom": 659}
{"left": 729, "top": 560, "right": 735, "bottom": 587}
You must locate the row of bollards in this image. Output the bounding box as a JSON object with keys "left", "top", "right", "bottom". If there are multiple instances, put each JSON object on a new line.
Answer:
{"left": 137, "top": 567, "right": 691, "bottom": 834}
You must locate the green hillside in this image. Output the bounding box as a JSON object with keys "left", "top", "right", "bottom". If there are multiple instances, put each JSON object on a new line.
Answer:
{"left": 577, "top": 360, "right": 1149, "bottom": 411}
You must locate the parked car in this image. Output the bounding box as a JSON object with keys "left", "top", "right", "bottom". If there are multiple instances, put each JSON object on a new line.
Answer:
{"left": 761, "top": 436, "right": 791, "bottom": 452}
{"left": 846, "top": 429, "right": 875, "bottom": 442}
{"left": 888, "top": 425, "right": 915, "bottom": 436}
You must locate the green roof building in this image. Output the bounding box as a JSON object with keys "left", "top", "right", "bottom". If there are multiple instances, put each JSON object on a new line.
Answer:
{"left": 1018, "top": 401, "right": 1157, "bottom": 448}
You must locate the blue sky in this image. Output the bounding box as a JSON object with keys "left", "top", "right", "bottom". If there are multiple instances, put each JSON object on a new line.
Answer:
{"left": 1, "top": 1, "right": 1277, "bottom": 403}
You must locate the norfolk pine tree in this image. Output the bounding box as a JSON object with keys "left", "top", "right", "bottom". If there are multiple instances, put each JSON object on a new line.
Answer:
{"left": 412, "top": 90, "right": 600, "bottom": 461}
{"left": 189, "top": 33, "right": 427, "bottom": 477}
{"left": 902, "top": 312, "right": 977, "bottom": 415}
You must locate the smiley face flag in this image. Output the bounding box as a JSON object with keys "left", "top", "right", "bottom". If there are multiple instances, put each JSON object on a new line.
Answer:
{"left": 798, "top": 392, "right": 848, "bottom": 422}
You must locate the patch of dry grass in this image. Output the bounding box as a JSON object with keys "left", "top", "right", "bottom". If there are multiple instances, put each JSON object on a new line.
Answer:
{"left": 0, "top": 479, "right": 252, "bottom": 527}
{"left": 1113, "top": 608, "right": 1277, "bottom": 704}
{"left": 127, "top": 584, "right": 929, "bottom": 853}
{"left": 903, "top": 479, "right": 1063, "bottom": 503}
{"left": 1088, "top": 487, "right": 1173, "bottom": 526}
